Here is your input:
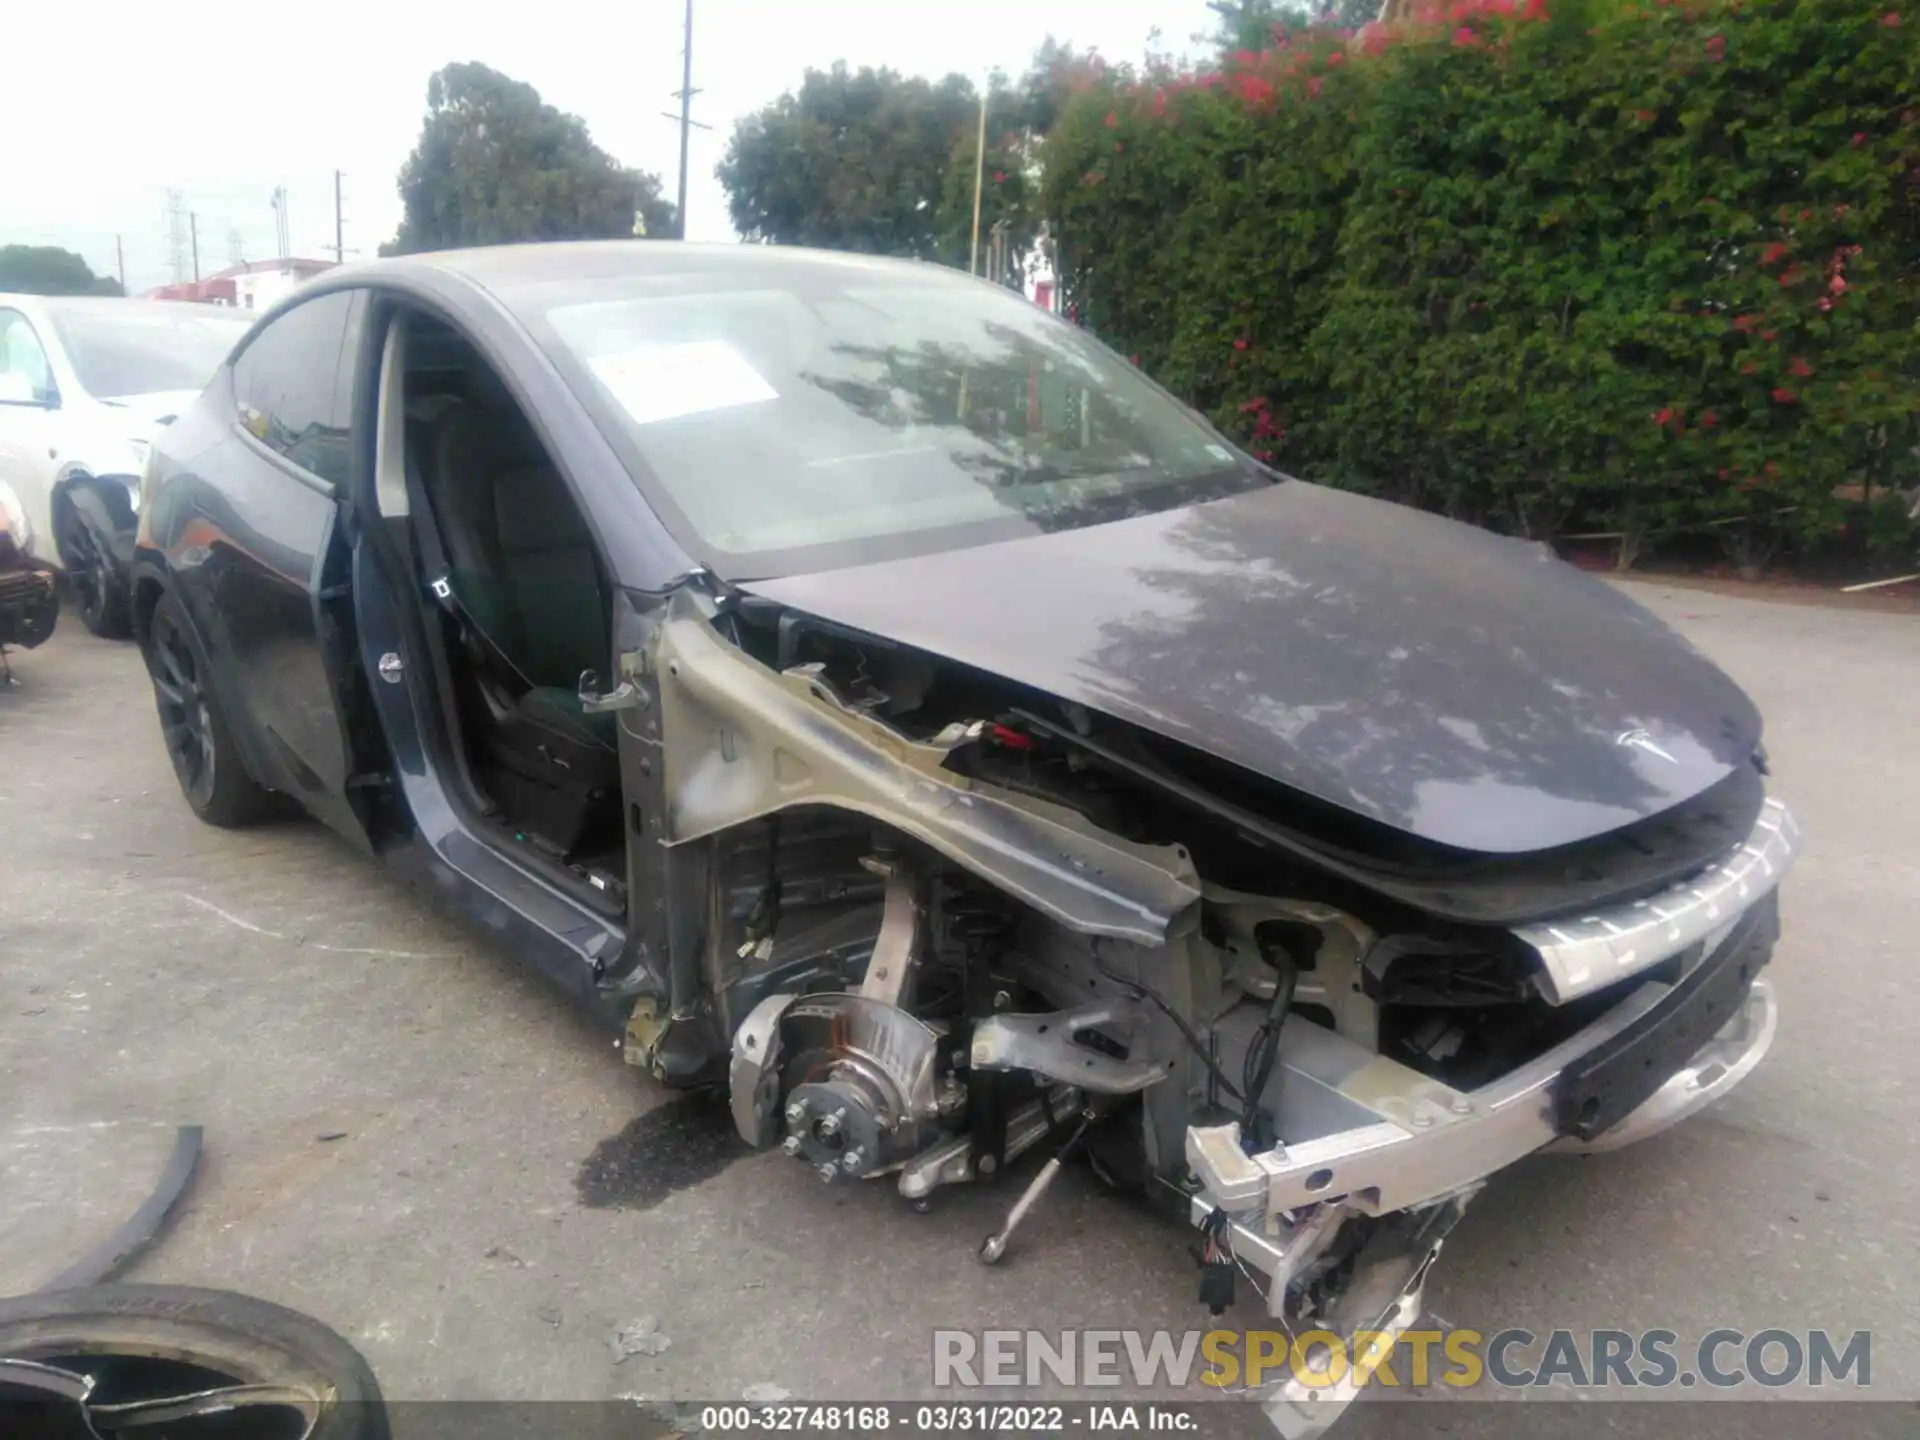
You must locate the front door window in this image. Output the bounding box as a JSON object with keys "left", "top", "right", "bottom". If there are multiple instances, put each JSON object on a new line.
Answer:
{"left": 0, "top": 311, "right": 56, "bottom": 406}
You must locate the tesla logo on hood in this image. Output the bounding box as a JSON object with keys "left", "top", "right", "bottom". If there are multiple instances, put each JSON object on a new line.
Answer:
{"left": 1615, "top": 727, "right": 1679, "bottom": 764}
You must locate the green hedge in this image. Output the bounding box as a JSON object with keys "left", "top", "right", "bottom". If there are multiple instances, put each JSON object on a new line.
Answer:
{"left": 1040, "top": 0, "right": 1919, "bottom": 567}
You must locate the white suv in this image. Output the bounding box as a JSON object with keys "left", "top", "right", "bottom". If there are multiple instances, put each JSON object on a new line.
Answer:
{"left": 0, "top": 296, "right": 251, "bottom": 635}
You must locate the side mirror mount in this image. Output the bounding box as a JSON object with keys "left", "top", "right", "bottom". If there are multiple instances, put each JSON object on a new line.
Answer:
{"left": 0, "top": 373, "right": 42, "bottom": 406}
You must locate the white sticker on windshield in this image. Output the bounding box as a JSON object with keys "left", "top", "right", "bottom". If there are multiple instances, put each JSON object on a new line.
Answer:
{"left": 587, "top": 340, "right": 777, "bottom": 427}
{"left": 1205, "top": 444, "right": 1232, "bottom": 462}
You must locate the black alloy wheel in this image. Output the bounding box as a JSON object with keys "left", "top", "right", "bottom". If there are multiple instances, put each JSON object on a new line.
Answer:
{"left": 144, "top": 593, "right": 273, "bottom": 826}
{"left": 56, "top": 507, "right": 131, "bottom": 639}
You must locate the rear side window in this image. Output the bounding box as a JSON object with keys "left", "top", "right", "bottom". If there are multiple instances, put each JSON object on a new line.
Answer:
{"left": 231, "top": 292, "right": 358, "bottom": 485}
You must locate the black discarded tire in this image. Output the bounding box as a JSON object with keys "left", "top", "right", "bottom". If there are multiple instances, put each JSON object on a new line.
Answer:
{"left": 145, "top": 591, "right": 275, "bottom": 827}
{"left": 55, "top": 506, "right": 131, "bottom": 640}
{"left": 0, "top": 1283, "right": 389, "bottom": 1440}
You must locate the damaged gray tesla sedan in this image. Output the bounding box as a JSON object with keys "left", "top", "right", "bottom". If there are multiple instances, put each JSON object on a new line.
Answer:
{"left": 132, "top": 242, "right": 1795, "bottom": 1433}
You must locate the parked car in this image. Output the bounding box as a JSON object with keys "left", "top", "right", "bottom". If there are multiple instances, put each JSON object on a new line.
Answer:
{"left": 131, "top": 243, "right": 1795, "bottom": 1434}
{"left": 0, "top": 296, "right": 251, "bottom": 636}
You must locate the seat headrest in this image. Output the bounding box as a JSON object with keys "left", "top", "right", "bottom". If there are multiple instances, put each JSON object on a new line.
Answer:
{"left": 425, "top": 396, "right": 548, "bottom": 476}
{"left": 492, "top": 464, "right": 593, "bottom": 554}
{"left": 404, "top": 392, "right": 462, "bottom": 426}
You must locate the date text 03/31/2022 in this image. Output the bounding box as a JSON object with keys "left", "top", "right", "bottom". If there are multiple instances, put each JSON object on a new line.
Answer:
{"left": 699, "top": 1405, "right": 1194, "bottom": 1431}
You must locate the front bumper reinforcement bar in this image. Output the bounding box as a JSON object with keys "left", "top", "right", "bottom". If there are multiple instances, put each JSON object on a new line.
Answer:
{"left": 1191, "top": 904, "right": 1781, "bottom": 1228}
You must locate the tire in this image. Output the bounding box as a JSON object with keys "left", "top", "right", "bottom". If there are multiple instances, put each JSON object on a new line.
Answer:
{"left": 55, "top": 498, "right": 132, "bottom": 639}
{"left": 145, "top": 591, "right": 275, "bottom": 827}
{"left": 0, "top": 1283, "right": 389, "bottom": 1440}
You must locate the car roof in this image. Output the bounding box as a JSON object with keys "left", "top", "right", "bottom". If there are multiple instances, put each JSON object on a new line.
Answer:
{"left": 320, "top": 240, "right": 976, "bottom": 310}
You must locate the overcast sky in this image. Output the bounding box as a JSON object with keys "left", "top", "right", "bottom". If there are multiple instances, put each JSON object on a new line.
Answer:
{"left": 5, "top": 0, "right": 1216, "bottom": 295}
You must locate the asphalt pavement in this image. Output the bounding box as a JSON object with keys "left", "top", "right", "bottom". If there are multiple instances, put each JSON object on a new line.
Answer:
{"left": 2, "top": 580, "right": 1914, "bottom": 1431}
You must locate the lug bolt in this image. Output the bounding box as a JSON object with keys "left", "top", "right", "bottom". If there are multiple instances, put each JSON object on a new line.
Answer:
{"left": 841, "top": 1148, "right": 865, "bottom": 1173}
{"left": 781, "top": 1136, "right": 803, "bottom": 1156}
{"left": 818, "top": 1107, "right": 847, "bottom": 1138}
{"left": 785, "top": 1100, "right": 808, "bottom": 1126}
{"left": 1450, "top": 1098, "right": 1472, "bottom": 1115}
{"left": 818, "top": 1163, "right": 839, "bottom": 1184}
{"left": 978, "top": 1154, "right": 999, "bottom": 1175}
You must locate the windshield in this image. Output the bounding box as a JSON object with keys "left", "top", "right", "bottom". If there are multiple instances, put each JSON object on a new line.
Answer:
{"left": 50, "top": 305, "right": 251, "bottom": 400}
{"left": 538, "top": 270, "right": 1261, "bottom": 573}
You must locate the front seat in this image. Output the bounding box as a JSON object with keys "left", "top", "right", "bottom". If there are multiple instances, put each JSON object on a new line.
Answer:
{"left": 412, "top": 396, "right": 620, "bottom": 853}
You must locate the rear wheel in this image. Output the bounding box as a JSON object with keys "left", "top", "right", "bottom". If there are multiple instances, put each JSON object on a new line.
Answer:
{"left": 146, "top": 592, "right": 274, "bottom": 827}
{"left": 55, "top": 500, "right": 131, "bottom": 639}
{"left": 0, "top": 1283, "right": 388, "bottom": 1440}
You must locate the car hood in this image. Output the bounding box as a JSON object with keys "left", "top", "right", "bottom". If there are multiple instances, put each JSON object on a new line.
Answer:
{"left": 97, "top": 390, "right": 203, "bottom": 437}
{"left": 62, "top": 391, "right": 203, "bottom": 486}
{"left": 743, "top": 480, "right": 1762, "bottom": 856}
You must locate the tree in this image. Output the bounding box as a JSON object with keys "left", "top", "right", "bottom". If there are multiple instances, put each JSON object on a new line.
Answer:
{"left": 1324, "top": 0, "right": 1384, "bottom": 27}
{"left": 1205, "top": 0, "right": 1379, "bottom": 51}
{"left": 718, "top": 63, "right": 1045, "bottom": 279}
{"left": 1207, "top": 0, "right": 1304, "bottom": 50}
{"left": 1010, "top": 37, "right": 1089, "bottom": 140}
{"left": 719, "top": 64, "right": 975, "bottom": 258}
{"left": 0, "top": 246, "right": 122, "bottom": 296}
{"left": 385, "top": 63, "right": 675, "bottom": 255}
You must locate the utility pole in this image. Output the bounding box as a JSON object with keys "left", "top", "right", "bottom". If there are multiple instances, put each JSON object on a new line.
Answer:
{"left": 190, "top": 213, "right": 200, "bottom": 282}
{"left": 163, "top": 189, "right": 189, "bottom": 284}
{"left": 968, "top": 91, "right": 988, "bottom": 275}
{"left": 271, "top": 187, "right": 290, "bottom": 273}
{"left": 657, "top": 0, "right": 711, "bottom": 239}
{"left": 675, "top": 0, "right": 695, "bottom": 237}
{"left": 334, "top": 170, "right": 345, "bottom": 264}
{"left": 115, "top": 236, "right": 125, "bottom": 293}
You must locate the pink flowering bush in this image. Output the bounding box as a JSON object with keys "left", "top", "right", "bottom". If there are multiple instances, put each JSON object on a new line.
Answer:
{"left": 1040, "top": 0, "right": 1919, "bottom": 566}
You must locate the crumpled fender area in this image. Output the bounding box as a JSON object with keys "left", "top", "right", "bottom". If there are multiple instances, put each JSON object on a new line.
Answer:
{"left": 653, "top": 590, "right": 1202, "bottom": 947}
{"left": 0, "top": 500, "right": 58, "bottom": 652}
